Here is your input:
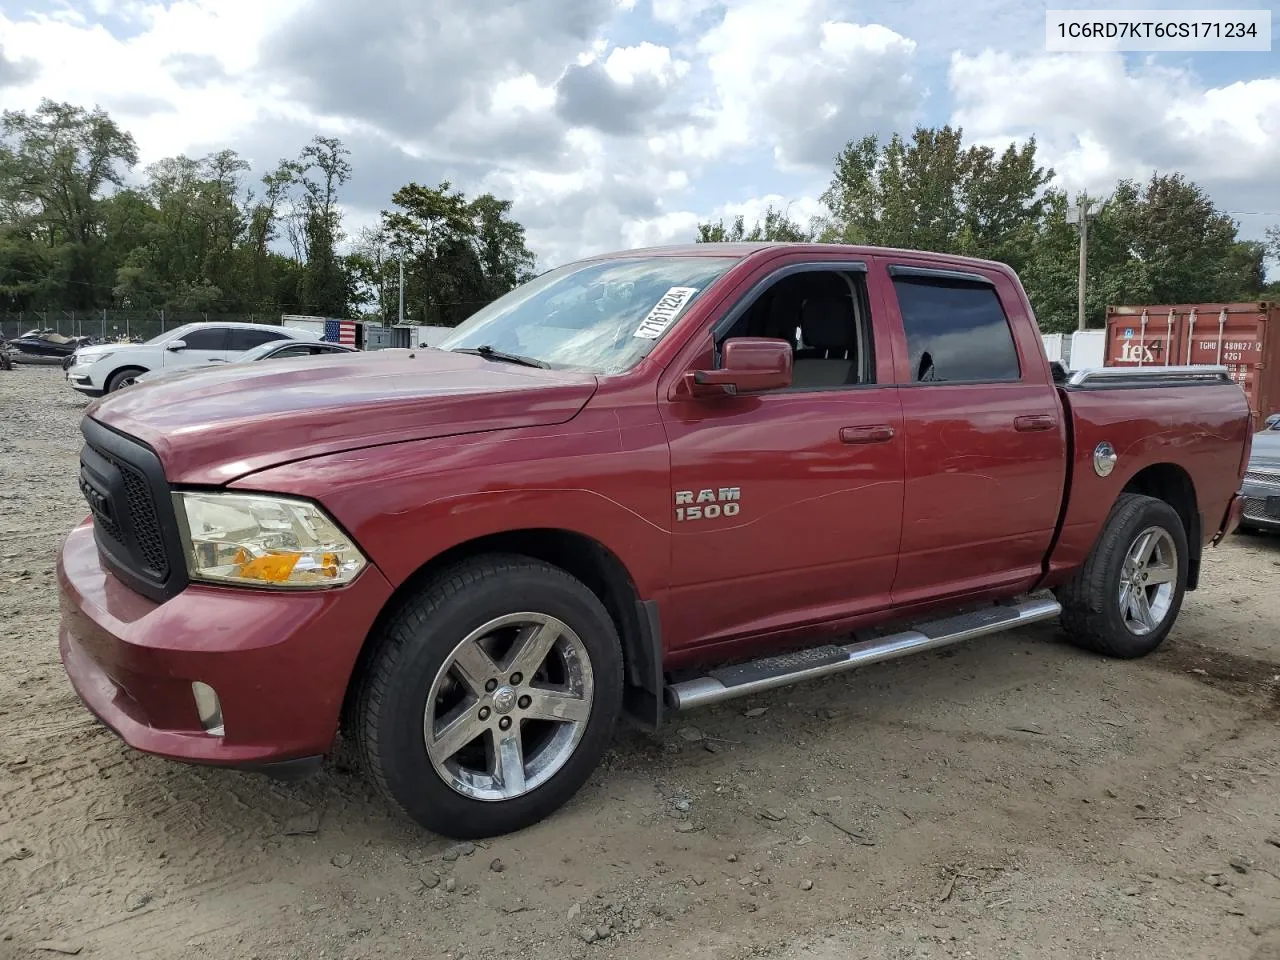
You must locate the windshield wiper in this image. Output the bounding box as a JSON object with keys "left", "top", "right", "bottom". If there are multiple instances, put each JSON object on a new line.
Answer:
{"left": 452, "top": 345, "right": 549, "bottom": 369}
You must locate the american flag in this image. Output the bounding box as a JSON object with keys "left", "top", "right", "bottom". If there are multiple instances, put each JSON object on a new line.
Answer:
{"left": 323, "top": 318, "right": 358, "bottom": 346}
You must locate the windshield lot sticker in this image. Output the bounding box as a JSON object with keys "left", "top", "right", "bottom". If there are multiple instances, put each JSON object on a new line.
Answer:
{"left": 634, "top": 287, "right": 699, "bottom": 339}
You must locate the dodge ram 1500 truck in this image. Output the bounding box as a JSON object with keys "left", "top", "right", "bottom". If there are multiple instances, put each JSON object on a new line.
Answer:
{"left": 57, "top": 243, "right": 1251, "bottom": 839}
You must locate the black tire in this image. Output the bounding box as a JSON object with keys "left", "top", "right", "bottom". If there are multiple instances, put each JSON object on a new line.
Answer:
{"left": 1056, "top": 493, "right": 1189, "bottom": 659}
{"left": 105, "top": 367, "right": 145, "bottom": 392}
{"left": 352, "top": 554, "right": 624, "bottom": 838}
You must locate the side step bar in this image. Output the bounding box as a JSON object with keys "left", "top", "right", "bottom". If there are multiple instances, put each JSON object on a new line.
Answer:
{"left": 665, "top": 595, "right": 1062, "bottom": 711}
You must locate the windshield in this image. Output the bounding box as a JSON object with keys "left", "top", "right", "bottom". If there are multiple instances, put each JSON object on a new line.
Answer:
{"left": 236, "top": 340, "right": 294, "bottom": 362}
{"left": 437, "top": 256, "right": 739, "bottom": 374}
{"left": 144, "top": 324, "right": 195, "bottom": 345}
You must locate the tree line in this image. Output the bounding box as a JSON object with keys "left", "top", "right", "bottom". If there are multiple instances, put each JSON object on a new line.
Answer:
{"left": 698, "top": 125, "right": 1279, "bottom": 333}
{"left": 4, "top": 101, "right": 1275, "bottom": 335}
{"left": 0, "top": 100, "right": 535, "bottom": 326}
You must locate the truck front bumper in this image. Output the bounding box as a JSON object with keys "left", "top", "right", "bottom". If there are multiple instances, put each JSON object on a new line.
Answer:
{"left": 57, "top": 519, "right": 394, "bottom": 773}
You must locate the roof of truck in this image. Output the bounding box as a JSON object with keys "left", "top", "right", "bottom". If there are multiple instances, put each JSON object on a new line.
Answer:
{"left": 577, "top": 242, "right": 1016, "bottom": 273}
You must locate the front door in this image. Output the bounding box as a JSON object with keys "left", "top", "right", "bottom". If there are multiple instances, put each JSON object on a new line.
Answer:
{"left": 162, "top": 326, "right": 232, "bottom": 369}
{"left": 659, "top": 260, "right": 906, "bottom": 651}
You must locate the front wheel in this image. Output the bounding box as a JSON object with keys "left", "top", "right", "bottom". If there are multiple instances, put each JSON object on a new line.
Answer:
{"left": 1057, "top": 493, "right": 1189, "bottom": 659}
{"left": 352, "top": 555, "right": 623, "bottom": 838}
{"left": 105, "top": 367, "right": 145, "bottom": 392}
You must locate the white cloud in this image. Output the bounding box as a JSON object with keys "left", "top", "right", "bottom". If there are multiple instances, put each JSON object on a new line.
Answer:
{"left": 950, "top": 50, "right": 1280, "bottom": 200}
{"left": 695, "top": 0, "right": 920, "bottom": 167}
{"left": 601, "top": 41, "right": 689, "bottom": 87}
{"left": 619, "top": 191, "right": 823, "bottom": 250}
{"left": 0, "top": 2, "right": 311, "bottom": 165}
{"left": 2, "top": 0, "right": 1276, "bottom": 273}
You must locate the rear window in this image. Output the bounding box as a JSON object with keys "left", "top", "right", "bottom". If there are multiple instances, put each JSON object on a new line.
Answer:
{"left": 228, "top": 328, "right": 289, "bottom": 351}
{"left": 892, "top": 277, "right": 1021, "bottom": 383}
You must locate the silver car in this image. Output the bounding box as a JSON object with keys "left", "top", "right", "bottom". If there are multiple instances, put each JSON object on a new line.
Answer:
{"left": 1240, "top": 419, "right": 1280, "bottom": 532}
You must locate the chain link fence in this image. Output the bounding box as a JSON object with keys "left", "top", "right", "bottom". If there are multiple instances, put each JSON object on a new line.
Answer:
{"left": 0, "top": 311, "right": 281, "bottom": 344}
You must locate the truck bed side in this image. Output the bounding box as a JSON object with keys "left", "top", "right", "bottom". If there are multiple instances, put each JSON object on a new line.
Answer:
{"left": 1043, "top": 376, "right": 1251, "bottom": 589}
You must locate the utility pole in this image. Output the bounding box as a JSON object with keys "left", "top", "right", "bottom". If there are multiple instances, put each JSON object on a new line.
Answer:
{"left": 398, "top": 257, "right": 405, "bottom": 326}
{"left": 1067, "top": 195, "right": 1100, "bottom": 331}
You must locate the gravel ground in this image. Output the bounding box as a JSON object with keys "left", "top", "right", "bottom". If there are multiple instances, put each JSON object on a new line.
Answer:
{"left": 3, "top": 364, "right": 1280, "bottom": 960}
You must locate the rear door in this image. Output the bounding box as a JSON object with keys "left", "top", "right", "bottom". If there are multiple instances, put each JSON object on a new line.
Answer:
{"left": 875, "top": 259, "right": 1066, "bottom": 604}
{"left": 161, "top": 326, "right": 230, "bottom": 369}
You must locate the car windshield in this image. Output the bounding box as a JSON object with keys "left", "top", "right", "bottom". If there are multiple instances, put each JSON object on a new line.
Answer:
{"left": 142, "top": 324, "right": 199, "bottom": 345}
{"left": 236, "top": 340, "right": 294, "bottom": 362}
{"left": 436, "top": 256, "right": 740, "bottom": 374}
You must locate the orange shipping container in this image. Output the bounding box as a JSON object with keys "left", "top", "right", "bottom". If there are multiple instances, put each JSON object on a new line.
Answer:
{"left": 1105, "top": 302, "right": 1280, "bottom": 426}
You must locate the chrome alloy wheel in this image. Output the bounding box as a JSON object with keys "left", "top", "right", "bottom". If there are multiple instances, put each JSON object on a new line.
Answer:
{"left": 1118, "top": 526, "right": 1178, "bottom": 636}
{"left": 424, "top": 612, "right": 595, "bottom": 802}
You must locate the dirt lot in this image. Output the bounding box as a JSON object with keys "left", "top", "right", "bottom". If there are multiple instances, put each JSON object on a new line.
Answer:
{"left": 3, "top": 364, "right": 1280, "bottom": 960}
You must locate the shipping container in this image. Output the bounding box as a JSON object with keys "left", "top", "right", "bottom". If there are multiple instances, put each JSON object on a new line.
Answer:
{"left": 362, "top": 324, "right": 396, "bottom": 351}
{"left": 278, "top": 315, "right": 328, "bottom": 339}
{"left": 1105, "top": 302, "right": 1280, "bottom": 426}
{"left": 388, "top": 324, "right": 454, "bottom": 348}
{"left": 1069, "top": 329, "right": 1105, "bottom": 370}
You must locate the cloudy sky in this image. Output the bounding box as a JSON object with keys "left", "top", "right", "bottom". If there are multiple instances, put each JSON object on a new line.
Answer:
{"left": 1, "top": 0, "right": 1278, "bottom": 270}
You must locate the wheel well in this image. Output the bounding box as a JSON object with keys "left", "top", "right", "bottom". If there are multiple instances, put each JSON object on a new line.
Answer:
{"left": 342, "top": 529, "right": 661, "bottom": 735}
{"left": 106, "top": 364, "right": 146, "bottom": 385}
{"left": 1122, "top": 463, "right": 1202, "bottom": 589}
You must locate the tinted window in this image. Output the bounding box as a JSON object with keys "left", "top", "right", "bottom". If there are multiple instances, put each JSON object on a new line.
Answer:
{"left": 893, "top": 277, "right": 1020, "bottom": 383}
{"left": 181, "top": 327, "right": 228, "bottom": 350}
{"left": 228, "top": 328, "right": 289, "bottom": 351}
{"left": 263, "top": 345, "right": 312, "bottom": 360}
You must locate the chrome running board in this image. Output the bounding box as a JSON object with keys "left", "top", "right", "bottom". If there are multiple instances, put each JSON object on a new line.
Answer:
{"left": 664, "top": 595, "right": 1062, "bottom": 711}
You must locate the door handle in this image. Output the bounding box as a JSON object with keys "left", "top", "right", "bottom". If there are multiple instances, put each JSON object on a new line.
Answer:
{"left": 840, "top": 425, "right": 895, "bottom": 444}
{"left": 1014, "top": 414, "right": 1056, "bottom": 432}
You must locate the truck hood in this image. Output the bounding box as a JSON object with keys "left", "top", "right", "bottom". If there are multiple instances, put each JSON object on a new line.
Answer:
{"left": 87, "top": 348, "right": 599, "bottom": 484}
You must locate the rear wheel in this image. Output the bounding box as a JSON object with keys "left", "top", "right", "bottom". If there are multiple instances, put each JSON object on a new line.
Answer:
{"left": 1057, "top": 493, "right": 1188, "bottom": 659}
{"left": 105, "top": 367, "right": 145, "bottom": 392}
{"left": 353, "top": 555, "right": 623, "bottom": 838}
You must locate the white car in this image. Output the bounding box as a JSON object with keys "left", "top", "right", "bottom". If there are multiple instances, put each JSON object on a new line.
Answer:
{"left": 133, "top": 339, "right": 357, "bottom": 385}
{"left": 66, "top": 322, "right": 323, "bottom": 396}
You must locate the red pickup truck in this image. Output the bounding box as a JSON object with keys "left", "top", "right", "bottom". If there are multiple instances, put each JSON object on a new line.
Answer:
{"left": 58, "top": 243, "right": 1251, "bottom": 838}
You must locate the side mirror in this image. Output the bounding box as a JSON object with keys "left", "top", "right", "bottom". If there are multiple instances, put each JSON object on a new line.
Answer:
{"left": 165, "top": 340, "right": 187, "bottom": 352}
{"left": 686, "top": 337, "right": 792, "bottom": 397}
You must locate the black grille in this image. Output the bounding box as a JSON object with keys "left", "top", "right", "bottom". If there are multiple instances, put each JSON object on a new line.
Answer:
{"left": 78, "top": 417, "right": 186, "bottom": 602}
{"left": 1243, "top": 496, "right": 1280, "bottom": 522}
{"left": 116, "top": 461, "right": 167, "bottom": 577}
{"left": 1244, "top": 470, "right": 1280, "bottom": 486}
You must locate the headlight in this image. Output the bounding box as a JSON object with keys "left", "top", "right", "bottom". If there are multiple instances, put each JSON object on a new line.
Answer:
{"left": 78, "top": 352, "right": 111, "bottom": 367}
{"left": 174, "top": 492, "right": 367, "bottom": 588}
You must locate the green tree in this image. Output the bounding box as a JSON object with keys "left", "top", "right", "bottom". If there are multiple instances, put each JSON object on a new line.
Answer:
{"left": 1024, "top": 174, "right": 1266, "bottom": 333}
{"left": 0, "top": 99, "right": 139, "bottom": 309}
{"left": 818, "top": 125, "right": 1051, "bottom": 272}
{"left": 696, "top": 204, "right": 811, "bottom": 242}
{"left": 381, "top": 181, "right": 535, "bottom": 325}
{"left": 296, "top": 136, "right": 351, "bottom": 315}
